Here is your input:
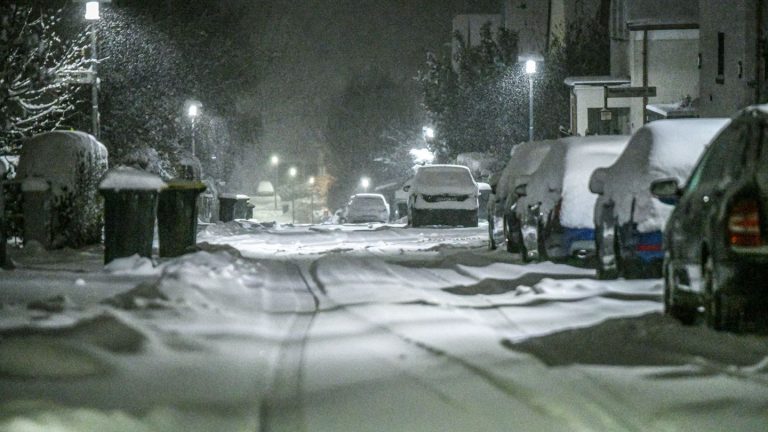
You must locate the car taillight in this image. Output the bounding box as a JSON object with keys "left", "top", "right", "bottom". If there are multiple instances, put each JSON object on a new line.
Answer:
{"left": 635, "top": 243, "right": 662, "bottom": 252}
{"left": 728, "top": 198, "right": 762, "bottom": 248}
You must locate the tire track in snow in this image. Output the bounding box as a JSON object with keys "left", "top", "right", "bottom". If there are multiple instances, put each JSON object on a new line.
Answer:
{"left": 258, "top": 261, "right": 320, "bottom": 432}
{"left": 303, "top": 257, "right": 636, "bottom": 430}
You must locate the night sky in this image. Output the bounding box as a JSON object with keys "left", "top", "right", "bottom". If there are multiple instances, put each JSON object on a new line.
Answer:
{"left": 243, "top": 0, "right": 500, "bottom": 169}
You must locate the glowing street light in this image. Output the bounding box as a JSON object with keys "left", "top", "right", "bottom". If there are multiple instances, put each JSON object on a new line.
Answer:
{"left": 308, "top": 176, "right": 316, "bottom": 224}
{"left": 423, "top": 126, "right": 435, "bottom": 140}
{"left": 186, "top": 101, "right": 202, "bottom": 157}
{"left": 270, "top": 155, "right": 279, "bottom": 209}
{"left": 525, "top": 59, "right": 537, "bottom": 142}
{"left": 361, "top": 177, "right": 370, "bottom": 191}
{"left": 84, "top": 1, "right": 100, "bottom": 20}
{"left": 75, "top": 0, "right": 112, "bottom": 138}
{"left": 289, "top": 166, "right": 297, "bottom": 224}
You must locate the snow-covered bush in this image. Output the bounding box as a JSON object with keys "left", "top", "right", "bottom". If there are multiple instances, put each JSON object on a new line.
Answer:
{"left": 16, "top": 131, "right": 108, "bottom": 248}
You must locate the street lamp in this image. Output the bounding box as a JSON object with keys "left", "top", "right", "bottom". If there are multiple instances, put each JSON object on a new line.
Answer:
{"left": 525, "top": 59, "right": 537, "bottom": 142}
{"left": 76, "top": 0, "right": 111, "bottom": 138}
{"left": 289, "top": 166, "right": 297, "bottom": 224}
{"left": 423, "top": 126, "right": 435, "bottom": 140}
{"left": 187, "top": 101, "right": 201, "bottom": 157}
{"left": 308, "top": 176, "right": 316, "bottom": 224}
{"left": 361, "top": 177, "right": 370, "bottom": 192}
{"left": 271, "top": 155, "right": 279, "bottom": 210}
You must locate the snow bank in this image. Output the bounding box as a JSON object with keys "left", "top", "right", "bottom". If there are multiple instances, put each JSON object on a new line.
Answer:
{"left": 519, "top": 136, "right": 630, "bottom": 229}
{"left": 598, "top": 118, "right": 729, "bottom": 232}
{"left": 104, "top": 254, "right": 158, "bottom": 276}
{"left": 99, "top": 166, "right": 166, "bottom": 191}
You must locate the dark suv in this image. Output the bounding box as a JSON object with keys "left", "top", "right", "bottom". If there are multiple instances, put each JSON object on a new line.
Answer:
{"left": 652, "top": 105, "right": 768, "bottom": 331}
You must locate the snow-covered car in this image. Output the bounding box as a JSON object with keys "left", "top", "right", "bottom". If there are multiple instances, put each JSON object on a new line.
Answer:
{"left": 492, "top": 140, "right": 559, "bottom": 253}
{"left": 652, "top": 105, "right": 768, "bottom": 331}
{"left": 515, "top": 135, "right": 630, "bottom": 263}
{"left": 590, "top": 118, "right": 729, "bottom": 279}
{"left": 405, "top": 164, "right": 479, "bottom": 227}
{"left": 343, "top": 193, "right": 390, "bottom": 223}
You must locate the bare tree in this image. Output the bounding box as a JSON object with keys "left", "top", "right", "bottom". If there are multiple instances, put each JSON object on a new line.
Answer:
{"left": 0, "top": 3, "right": 88, "bottom": 154}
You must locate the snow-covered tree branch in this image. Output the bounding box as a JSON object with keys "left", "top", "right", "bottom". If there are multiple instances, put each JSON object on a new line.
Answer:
{"left": 0, "top": 3, "right": 88, "bottom": 154}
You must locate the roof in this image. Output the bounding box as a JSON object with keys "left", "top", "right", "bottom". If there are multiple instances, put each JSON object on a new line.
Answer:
{"left": 564, "top": 76, "right": 631, "bottom": 87}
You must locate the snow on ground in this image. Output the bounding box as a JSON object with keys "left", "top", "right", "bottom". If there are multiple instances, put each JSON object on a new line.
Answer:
{"left": 1, "top": 223, "right": 766, "bottom": 431}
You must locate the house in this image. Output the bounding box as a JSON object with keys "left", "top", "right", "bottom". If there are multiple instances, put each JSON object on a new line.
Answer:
{"left": 698, "top": 0, "right": 768, "bottom": 117}
{"left": 565, "top": 0, "right": 700, "bottom": 135}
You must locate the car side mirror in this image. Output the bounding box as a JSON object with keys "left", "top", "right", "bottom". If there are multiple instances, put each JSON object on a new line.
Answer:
{"left": 514, "top": 183, "right": 527, "bottom": 197}
{"left": 650, "top": 178, "right": 681, "bottom": 205}
{"left": 589, "top": 168, "right": 606, "bottom": 195}
{"left": 403, "top": 185, "right": 411, "bottom": 192}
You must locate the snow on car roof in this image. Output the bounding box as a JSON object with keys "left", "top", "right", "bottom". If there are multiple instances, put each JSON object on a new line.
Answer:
{"left": 478, "top": 182, "right": 491, "bottom": 191}
{"left": 597, "top": 118, "right": 729, "bottom": 233}
{"left": 353, "top": 193, "right": 386, "bottom": 199}
{"left": 413, "top": 164, "right": 477, "bottom": 195}
{"left": 522, "top": 135, "right": 629, "bottom": 229}
{"left": 497, "top": 140, "right": 559, "bottom": 200}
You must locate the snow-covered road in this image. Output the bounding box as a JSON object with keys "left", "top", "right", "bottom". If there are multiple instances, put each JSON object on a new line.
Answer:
{"left": 1, "top": 222, "right": 766, "bottom": 431}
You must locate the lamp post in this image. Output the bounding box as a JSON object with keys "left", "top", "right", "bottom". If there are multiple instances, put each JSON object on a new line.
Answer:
{"left": 308, "top": 176, "right": 315, "bottom": 224}
{"left": 289, "top": 166, "right": 297, "bottom": 224}
{"left": 361, "top": 177, "right": 370, "bottom": 192}
{"left": 78, "top": 0, "right": 111, "bottom": 138}
{"left": 187, "top": 103, "right": 200, "bottom": 157}
{"left": 525, "top": 59, "right": 537, "bottom": 142}
{"left": 271, "top": 155, "right": 279, "bottom": 210}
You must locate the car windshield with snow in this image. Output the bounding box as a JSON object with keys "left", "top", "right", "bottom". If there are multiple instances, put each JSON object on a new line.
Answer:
{"left": 407, "top": 164, "right": 478, "bottom": 227}
{"left": 343, "top": 193, "right": 390, "bottom": 223}
{"left": 590, "top": 118, "right": 729, "bottom": 279}
{"left": 515, "top": 135, "right": 629, "bottom": 263}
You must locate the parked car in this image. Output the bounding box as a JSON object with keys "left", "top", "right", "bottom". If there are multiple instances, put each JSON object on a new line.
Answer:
{"left": 492, "top": 140, "right": 559, "bottom": 253}
{"left": 406, "top": 164, "right": 478, "bottom": 227}
{"left": 652, "top": 105, "right": 768, "bottom": 331}
{"left": 515, "top": 136, "right": 630, "bottom": 263}
{"left": 343, "top": 193, "right": 390, "bottom": 223}
{"left": 590, "top": 119, "right": 730, "bottom": 279}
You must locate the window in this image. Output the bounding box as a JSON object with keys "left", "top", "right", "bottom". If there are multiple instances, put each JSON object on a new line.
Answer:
{"left": 716, "top": 32, "right": 725, "bottom": 84}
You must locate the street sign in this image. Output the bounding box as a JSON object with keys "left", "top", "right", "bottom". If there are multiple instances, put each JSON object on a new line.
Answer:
{"left": 605, "top": 86, "right": 656, "bottom": 98}
{"left": 56, "top": 69, "right": 95, "bottom": 85}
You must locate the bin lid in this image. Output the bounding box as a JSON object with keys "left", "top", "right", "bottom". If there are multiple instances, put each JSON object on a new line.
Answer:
{"left": 220, "top": 193, "right": 250, "bottom": 200}
{"left": 99, "top": 166, "right": 167, "bottom": 191}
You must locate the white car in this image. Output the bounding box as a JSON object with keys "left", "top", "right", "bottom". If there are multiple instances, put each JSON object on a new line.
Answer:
{"left": 343, "top": 193, "right": 390, "bottom": 223}
{"left": 405, "top": 164, "right": 479, "bottom": 227}
{"left": 515, "top": 135, "right": 630, "bottom": 262}
{"left": 589, "top": 118, "right": 730, "bottom": 279}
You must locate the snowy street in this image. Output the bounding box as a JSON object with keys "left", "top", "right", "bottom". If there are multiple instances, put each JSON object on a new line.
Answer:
{"left": 1, "top": 223, "right": 766, "bottom": 431}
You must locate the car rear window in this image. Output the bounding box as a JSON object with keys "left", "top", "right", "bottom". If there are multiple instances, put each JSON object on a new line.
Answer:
{"left": 416, "top": 167, "right": 474, "bottom": 188}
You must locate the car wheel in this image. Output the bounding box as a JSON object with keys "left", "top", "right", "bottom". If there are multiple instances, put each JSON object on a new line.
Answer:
{"left": 488, "top": 217, "right": 497, "bottom": 250}
{"left": 596, "top": 222, "right": 618, "bottom": 280}
{"left": 503, "top": 216, "right": 514, "bottom": 252}
{"left": 536, "top": 222, "right": 548, "bottom": 262}
{"left": 410, "top": 208, "right": 419, "bottom": 228}
{"left": 703, "top": 255, "right": 738, "bottom": 331}
{"left": 664, "top": 254, "right": 696, "bottom": 325}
